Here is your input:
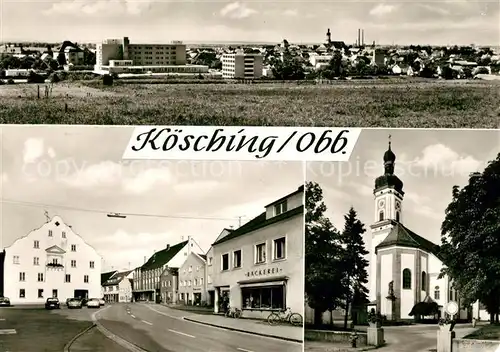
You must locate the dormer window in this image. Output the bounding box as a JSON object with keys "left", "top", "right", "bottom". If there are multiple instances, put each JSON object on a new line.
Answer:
{"left": 274, "top": 201, "right": 287, "bottom": 216}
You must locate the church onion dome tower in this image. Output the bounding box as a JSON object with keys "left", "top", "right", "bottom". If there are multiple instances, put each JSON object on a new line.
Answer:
{"left": 374, "top": 137, "right": 404, "bottom": 195}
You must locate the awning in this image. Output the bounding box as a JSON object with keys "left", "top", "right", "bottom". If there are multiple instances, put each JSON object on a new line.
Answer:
{"left": 237, "top": 276, "right": 289, "bottom": 288}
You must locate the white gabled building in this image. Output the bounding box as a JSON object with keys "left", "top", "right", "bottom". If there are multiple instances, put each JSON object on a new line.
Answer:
{"left": 0, "top": 216, "right": 102, "bottom": 304}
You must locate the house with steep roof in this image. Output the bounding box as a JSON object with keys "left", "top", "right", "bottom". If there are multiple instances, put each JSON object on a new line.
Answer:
{"left": 1, "top": 216, "right": 101, "bottom": 304}
{"left": 132, "top": 237, "right": 204, "bottom": 302}
{"left": 102, "top": 270, "right": 133, "bottom": 303}
{"left": 178, "top": 252, "right": 207, "bottom": 305}
{"left": 211, "top": 185, "right": 304, "bottom": 319}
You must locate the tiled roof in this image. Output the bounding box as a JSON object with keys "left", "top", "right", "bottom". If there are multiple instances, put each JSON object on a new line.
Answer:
{"left": 102, "top": 270, "right": 133, "bottom": 286}
{"left": 101, "top": 271, "right": 117, "bottom": 285}
{"left": 212, "top": 205, "right": 303, "bottom": 246}
{"left": 141, "top": 241, "right": 188, "bottom": 271}
{"left": 376, "top": 223, "right": 442, "bottom": 260}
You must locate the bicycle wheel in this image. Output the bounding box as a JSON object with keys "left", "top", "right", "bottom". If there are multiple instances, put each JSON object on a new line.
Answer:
{"left": 234, "top": 309, "right": 242, "bottom": 319}
{"left": 267, "top": 313, "right": 280, "bottom": 326}
{"left": 289, "top": 313, "right": 303, "bottom": 326}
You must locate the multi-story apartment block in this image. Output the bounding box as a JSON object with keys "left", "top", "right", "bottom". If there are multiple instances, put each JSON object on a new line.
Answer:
{"left": 212, "top": 186, "right": 304, "bottom": 319}
{"left": 221, "top": 50, "right": 263, "bottom": 79}
{"left": 178, "top": 252, "right": 207, "bottom": 305}
{"left": 0, "top": 216, "right": 102, "bottom": 304}
{"left": 101, "top": 270, "right": 133, "bottom": 303}
{"left": 159, "top": 267, "right": 178, "bottom": 304}
{"left": 94, "top": 37, "right": 208, "bottom": 75}
{"left": 132, "top": 237, "right": 204, "bottom": 302}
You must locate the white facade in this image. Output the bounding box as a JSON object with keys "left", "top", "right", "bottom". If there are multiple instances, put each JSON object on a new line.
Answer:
{"left": 212, "top": 186, "right": 304, "bottom": 319}
{"left": 221, "top": 51, "right": 263, "bottom": 79}
{"left": 3, "top": 216, "right": 102, "bottom": 304}
{"left": 102, "top": 270, "right": 133, "bottom": 303}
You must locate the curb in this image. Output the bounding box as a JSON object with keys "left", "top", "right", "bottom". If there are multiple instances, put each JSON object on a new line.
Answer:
{"left": 63, "top": 323, "right": 96, "bottom": 352}
{"left": 183, "top": 317, "right": 303, "bottom": 343}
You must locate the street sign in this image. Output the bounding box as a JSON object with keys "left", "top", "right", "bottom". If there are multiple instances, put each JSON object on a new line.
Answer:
{"left": 445, "top": 301, "right": 459, "bottom": 316}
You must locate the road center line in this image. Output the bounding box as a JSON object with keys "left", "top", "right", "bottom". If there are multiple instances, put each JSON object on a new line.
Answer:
{"left": 237, "top": 348, "right": 254, "bottom": 352}
{"left": 141, "top": 320, "right": 153, "bottom": 325}
{"left": 130, "top": 314, "right": 136, "bottom": 318}
{"left": 0, "top": 318, "right": 5, "bottom": 321}
{"left": 168, "top": 329, "right": 195, "bottom": 338}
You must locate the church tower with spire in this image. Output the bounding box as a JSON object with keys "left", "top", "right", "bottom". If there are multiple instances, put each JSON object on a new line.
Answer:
{"left": 326, "top": 28, "right": 332, "bottom": 45}
{"left": 368, "top": 136, "right": 405, "bottom": 303}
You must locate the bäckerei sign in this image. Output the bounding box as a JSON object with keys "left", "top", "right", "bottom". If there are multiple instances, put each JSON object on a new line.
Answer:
{"left": 244, "top": 267, "right": 283, "bottom": 277}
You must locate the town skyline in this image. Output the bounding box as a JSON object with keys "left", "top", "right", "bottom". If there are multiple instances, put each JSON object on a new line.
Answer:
{"left": 2, "top": 1, "right": 498, "bottom": 46}
{"left": 0, "top": 126, "right": 304, "bottom": 272}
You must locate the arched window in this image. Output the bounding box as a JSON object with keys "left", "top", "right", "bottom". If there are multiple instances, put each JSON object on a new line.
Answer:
{"left": 396, "top": 211, "right": 400, "bottom": 222}
{"left": 434, "top": 286, "right": 440, "bottom": 300}
{"left": 402, "top": 269, "right": 412, "bottom": 289}
{"left": 421, "top": 271, "right": 427, "bottom": 291}
{"left": 379, "top": 211, "right": 384, "bottom": 221}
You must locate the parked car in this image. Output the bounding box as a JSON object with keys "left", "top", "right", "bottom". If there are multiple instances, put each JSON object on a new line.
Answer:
{"left": 0, "top": 297, "right": 10, "bottom": 307}
{"left": 80, "top": 297, "right": 88, "bottom": 306}
{"left": 45, "top": 298, "right": 60, "bottom": 309}
{"left": 67, "top": 298, "right": 83, "bottom": 309}
{"left": 86, "top": 298, "right": 100, "bottom": 308}
{"left": 99, "top": 298, "right": 105, "bottom": 306}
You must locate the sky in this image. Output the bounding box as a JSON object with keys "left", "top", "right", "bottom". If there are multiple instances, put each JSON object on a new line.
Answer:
{"left": 307, "top": 128, "right": 499, "bottom": 281}
{"left": 0, "top": 126, "right": 303, "bottom": 272}
{"left": 1, "top": 1, "right": 499, "bottom": 46}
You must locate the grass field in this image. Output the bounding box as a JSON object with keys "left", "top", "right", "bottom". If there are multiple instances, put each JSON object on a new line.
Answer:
{"left": 464, "top": 324, "right": 500, "bottom": 340}
{"left": 0, "top": 79, "right": 499, "bottom": 127}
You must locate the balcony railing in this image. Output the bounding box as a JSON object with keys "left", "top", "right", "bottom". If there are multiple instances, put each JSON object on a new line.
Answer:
{"left": 46, "top": 263, "right": 64, "bottom": 268}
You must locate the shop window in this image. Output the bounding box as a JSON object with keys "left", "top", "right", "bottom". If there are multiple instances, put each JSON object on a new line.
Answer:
{"left": 241, "top": 286, "right": 284, "bottom": 310}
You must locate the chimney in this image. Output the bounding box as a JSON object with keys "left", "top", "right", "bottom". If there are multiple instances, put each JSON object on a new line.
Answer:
{"left": 362, "top": 29, "right": 364, "bottom": 46}
{"left": 166, "top": 244, "right": 170, "bottom": 251}
{"left": 358, "top": 29, "right": 361, "bottom": 47}
{"left": 143, "top": 256, "right": 146, "bottom": 263}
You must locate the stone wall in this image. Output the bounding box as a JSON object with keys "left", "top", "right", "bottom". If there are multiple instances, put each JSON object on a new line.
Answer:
{"left": 452, "top": 338, "right": 500, "bottom": 352}
{"left": 305, "top": 329, "right": 368, "bottom": 346}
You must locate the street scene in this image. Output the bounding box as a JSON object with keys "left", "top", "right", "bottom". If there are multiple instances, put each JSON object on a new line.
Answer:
{"left": 304, "top": 129, "right": 500, "bottom": 351}
{"left": 0, "top": 125, "right": 304, "bottom": 351}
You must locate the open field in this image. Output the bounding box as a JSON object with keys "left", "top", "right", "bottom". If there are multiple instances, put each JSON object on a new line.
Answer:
{"left": 0, "top": 79, "right": 499, "bottom": 127}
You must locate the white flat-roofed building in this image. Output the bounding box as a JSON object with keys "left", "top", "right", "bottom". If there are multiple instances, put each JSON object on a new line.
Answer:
{"left": 94, "top": 37, "right": 189, "bottom": 72}
{"left": 309, "top": 54, "right": 332, "bottom": 69}
{"left": 221, "top": 50, "right": 263, "bottom": 79}
{"left": 0, "top": 216, "right": 102, "bottom": 304}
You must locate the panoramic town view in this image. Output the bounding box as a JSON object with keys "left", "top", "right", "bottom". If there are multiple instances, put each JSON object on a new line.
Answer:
{"left": 0, "top": 1, "right": 498, "bottom": 127}
{"left": 305, "top": 129, "right": 500, "bottom": 351}
{"left": 0, "top": 126, "right": 304, "bottom": 351}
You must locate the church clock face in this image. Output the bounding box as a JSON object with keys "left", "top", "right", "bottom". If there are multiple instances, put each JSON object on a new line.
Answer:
{"left": 378, "top": 199, "right": 385, "bottom": 208}
{"left": 395, "top": 201, "right": 401, "bottom": 210}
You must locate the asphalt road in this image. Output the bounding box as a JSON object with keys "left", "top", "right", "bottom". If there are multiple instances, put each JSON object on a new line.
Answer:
{"left": 97, "top": 303, "right": 302, "bottom": 352}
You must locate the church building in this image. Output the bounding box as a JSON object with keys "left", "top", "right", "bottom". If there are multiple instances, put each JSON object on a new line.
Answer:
{"left": 368, "top": 139, "right": 470, "bottom": 321}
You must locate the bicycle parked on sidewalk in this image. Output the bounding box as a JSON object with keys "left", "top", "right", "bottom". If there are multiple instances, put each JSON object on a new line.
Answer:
{"left": 224, "top": 306, "right": 242, "bottom": 319}
{"left": 267, "top": 307, "right": 303, "bottom": 326}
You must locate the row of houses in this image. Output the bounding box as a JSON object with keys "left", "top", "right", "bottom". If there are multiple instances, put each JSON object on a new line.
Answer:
{"left": 104, "top": 185, "right": 304, "bottom": 319}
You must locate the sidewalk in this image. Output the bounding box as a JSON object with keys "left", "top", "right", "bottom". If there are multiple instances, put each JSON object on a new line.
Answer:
{"left": 67, "top": 325, "right": 127, "bottom": 352}
{"left": 305, "top": 341, "right": 376, "bottom": 351}
{"left": 183, "top": 313, "right": 303, "bottom": 342}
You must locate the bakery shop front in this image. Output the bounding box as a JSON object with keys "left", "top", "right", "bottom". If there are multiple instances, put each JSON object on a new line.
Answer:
{"left": 211, "top": 185, "right": 304, "bottom": 320}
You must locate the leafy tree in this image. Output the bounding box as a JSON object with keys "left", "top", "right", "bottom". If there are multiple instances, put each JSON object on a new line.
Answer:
{"left": 271, "top": 49, "right": 305, "bottom": 80}
{"left": 420, "top": 64, "right": 436, "bottom": 78}
{"left": 440, "top": 66, "right": 455, "bottom": 80}
{"left": 339, "top": 207, "right": 369, "bottom": 329}
{"left": 305, "top": 181, "right": 347, "bottom": 326}
{"left": 328, "top": 50, "right": 343, "bottom": 77}
{"left": 439, "top": 154, "right": 500, "bottom": 324}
